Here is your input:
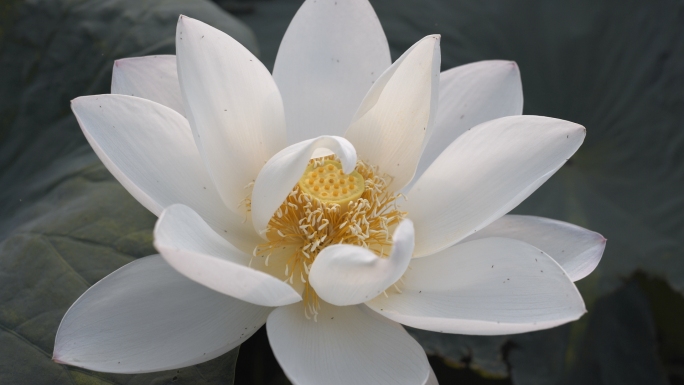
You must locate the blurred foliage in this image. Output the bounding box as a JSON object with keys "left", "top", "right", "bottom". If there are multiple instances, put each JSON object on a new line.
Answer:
{"left": 0, "top": 0, "right": 256, "bottom": 383}
{"left": 636, "top": 273, "right": 684, "bottom": 384}
{"left": 1, "top": 0, "right": 683, "bottom": 384}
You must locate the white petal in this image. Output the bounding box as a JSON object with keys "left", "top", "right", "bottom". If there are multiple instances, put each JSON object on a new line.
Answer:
{"left": 53, "top": 255, "right": 270, "bottom": 373}
{"left": 425, "top": 366, "right": 439, "bottom": 385}
{"left": 71, "top": 95, "right": 260, "bottom": 253}
{"left": 267, "top": 302, "right": 429, "bottom": 385}
{"left": 154, "top": 204, "right": 301, "bottom": 307}
{"left": 176, "top": 16, "right": 287, "bottom": 215}
{"left": 412, "top": 60, "right": 523, "bottom": 188}
{"left": 111, "top": 55, "right": 185, "bottom": 116}
{"left": 406, "top": 115, "right": 585, "bottom": 257}
{"left": 309, "top": 219, "right": 414, "bottom": 306}
{"left": 251, "top": 136, "right": 356, "bottom": 235}
{"left": 345, "top": 35, "right": 441, "bottom": 192}
{"left": 367, "top": 238, "right": 586, "bottom": 335}
{"left": 273, "top": 0, "right": 391, "bottom": 143}
{"left": 461, "top": 215, "right": 606, "bottom": 281}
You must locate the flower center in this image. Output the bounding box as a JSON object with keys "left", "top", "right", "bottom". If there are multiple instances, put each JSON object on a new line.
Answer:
{"left": 297, "top": 160, "right": 365, "bottom": 205}
{"left": 252, "top": 156, "right": 406, "bottom": 319}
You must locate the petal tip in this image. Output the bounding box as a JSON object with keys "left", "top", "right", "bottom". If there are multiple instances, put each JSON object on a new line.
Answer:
{"left": 576, "top": 124, "right": 587, "bottom": 139}
{"left": 424, "top": 34, "right": 441, "bottom": 49}
{"left": 279, "top": 292, "right": 304, "bottom": 306}
{"left": 52, "top": 349, "right": 70, "bottom": 365}
{"left": 70, "top": 96, "right": 88, "bottom": 107}
{"left": 550, "top": 118, "right": 586, "bottom": 138}
{"left": 177, "top": 14, "right": 194, "bottom": 28}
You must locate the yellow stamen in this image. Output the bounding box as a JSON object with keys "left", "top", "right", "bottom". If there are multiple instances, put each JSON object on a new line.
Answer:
{"left": 255, "top": 156, "right": 406, "bottom": 314}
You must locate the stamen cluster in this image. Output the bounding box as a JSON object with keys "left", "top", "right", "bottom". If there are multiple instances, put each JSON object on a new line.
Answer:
{"left": 253, "top": 157, "right": 405, "bottom": 318}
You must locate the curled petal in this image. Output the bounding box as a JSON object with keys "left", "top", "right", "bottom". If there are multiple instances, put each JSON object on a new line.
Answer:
{"left": 154, "top": 204, "right": 302, "bottom": 307}
{"left": 309, "top": 219, "right": 414, "bottom": 306}
{"left": 251, "top": 136, "right": 356, "bottom": 235}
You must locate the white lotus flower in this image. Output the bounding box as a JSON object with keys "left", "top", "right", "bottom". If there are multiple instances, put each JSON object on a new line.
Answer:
{"left": 53, "top": 1, "right": 606, "bottom": 384}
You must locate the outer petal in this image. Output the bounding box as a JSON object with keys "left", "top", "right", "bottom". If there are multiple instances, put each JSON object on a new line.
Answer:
{"left": 367, "top": 238, "right": 586, "bottom": 335}
{"left": 267, "top": 302, "right": 430, "bottom": 385}
{"left": 176, "top": 16, "right": 287, "bottom": 215}
{"left": 71, "top": 95, "right": 260, "bottom": 253}
{"left": 413, "top": 60, "right": 523, "bottom": 187}
{"left": 345, "top": 35, "right": 441, "bottom": 192}
{"left": 309, "top": 219, "right": 414, "bottom": 306}
{"left": 425, "top": 367, "right": 439, "bottom": 385}
{"left": 461, "top": 215, "right": 606, "bottom": 281}
{"left": 251, "top": 136, "right": 356, "bottom": 235}
{"left": 53, "top": 255, "right": 270, "bottom": 373}
{"left": 406, "top": 115, "right": 585, "bottom": 257}
{"left": 154, "top": 204, "right": 302, "bottom": 307}
{"left": 111, "top": 55, "right": 185, "bottom": 115}
{"left": 273, "top": 0, "right": 391, "bottom": 143}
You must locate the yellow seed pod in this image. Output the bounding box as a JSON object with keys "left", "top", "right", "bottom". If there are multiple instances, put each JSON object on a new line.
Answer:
{"left": 298, "top": 160, "right": 365, "bottom": 204}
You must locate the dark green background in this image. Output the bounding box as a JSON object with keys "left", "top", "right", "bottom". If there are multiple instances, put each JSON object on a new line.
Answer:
{"left": 1, "top": 0, "right": 683, "bottom": 384}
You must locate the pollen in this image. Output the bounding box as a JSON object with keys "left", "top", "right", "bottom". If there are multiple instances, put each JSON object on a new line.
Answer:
{"left": 252, "top": 156, "right": 406, "bottom": 320}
